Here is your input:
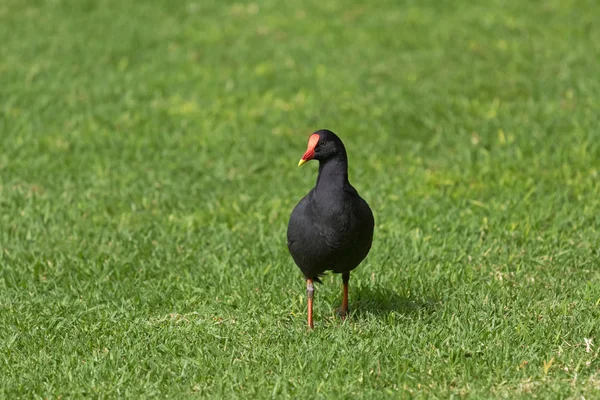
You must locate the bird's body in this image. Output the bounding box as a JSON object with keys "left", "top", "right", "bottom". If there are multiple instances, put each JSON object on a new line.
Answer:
{"left": 287, "top": 129, "right": 374, "bottom": 328}
{"left": 287, "top": 167, "right": 374, "bottom": 281}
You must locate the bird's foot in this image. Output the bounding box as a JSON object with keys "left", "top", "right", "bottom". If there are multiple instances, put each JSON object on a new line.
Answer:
{"left": 336, "top": 308, "right": 350, "bottom": 320}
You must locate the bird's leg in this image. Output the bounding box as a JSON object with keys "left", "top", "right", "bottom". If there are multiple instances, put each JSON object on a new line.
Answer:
{"left": 306, "top": 278, "right": 314, "bottom": 329}
{"left": 340, "top": 272, "right": 350, "bottom": 319}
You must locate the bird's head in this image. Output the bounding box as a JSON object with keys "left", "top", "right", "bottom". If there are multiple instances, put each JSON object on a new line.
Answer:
{"left": 298, "top": 129, "right": 347, "bottom": 167}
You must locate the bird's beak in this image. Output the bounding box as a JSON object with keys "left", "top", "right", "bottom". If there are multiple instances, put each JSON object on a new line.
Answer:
{"left": 298, "top": 133, "right": 319, "bottom": 167}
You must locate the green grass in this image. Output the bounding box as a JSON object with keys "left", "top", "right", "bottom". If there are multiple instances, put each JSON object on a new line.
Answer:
{"left": 1, "top": 0, "right": 600, "bottom": 397}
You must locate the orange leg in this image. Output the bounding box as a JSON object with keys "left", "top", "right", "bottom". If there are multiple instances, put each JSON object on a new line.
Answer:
{"left": 306, "top": 279, "right": 314, "bottom": 329}
{"left": 340, "top": 272, "right": 350, "bottom": 319}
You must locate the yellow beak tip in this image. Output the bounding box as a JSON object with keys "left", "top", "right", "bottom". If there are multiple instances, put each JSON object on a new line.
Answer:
{"left": 298, "top": 159, "right": 308, "bottom": 167}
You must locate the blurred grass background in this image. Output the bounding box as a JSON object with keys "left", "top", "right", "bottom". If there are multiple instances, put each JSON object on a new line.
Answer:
{"left": 1, "top": 0, "right": 599, "bottom": 398}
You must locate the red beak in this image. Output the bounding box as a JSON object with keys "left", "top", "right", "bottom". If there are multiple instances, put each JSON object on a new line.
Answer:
{"left": 298, "top": 134, "right": 319, "bottom": 167}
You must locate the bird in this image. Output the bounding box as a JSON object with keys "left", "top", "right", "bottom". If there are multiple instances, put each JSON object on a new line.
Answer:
{"left": 287, "top": 129, "right": 374, "bottom": 328}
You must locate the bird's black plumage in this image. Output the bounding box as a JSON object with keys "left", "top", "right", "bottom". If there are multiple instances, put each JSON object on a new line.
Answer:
{"left": 287, "top": 130, "right": 374, "bottom": 283}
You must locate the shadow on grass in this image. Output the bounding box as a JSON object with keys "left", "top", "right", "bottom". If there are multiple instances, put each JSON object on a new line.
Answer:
{"left": 350, "top": 285, "right": 437, "bottom": 318}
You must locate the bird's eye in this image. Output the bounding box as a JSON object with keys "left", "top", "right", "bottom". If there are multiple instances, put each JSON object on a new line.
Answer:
{"left": 318, "top": 140, "right": 325, "bottom": 146}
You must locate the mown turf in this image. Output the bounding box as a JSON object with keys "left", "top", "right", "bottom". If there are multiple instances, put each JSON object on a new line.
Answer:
{"left": 1, "top": 0, "right": 600, "bottom": 398}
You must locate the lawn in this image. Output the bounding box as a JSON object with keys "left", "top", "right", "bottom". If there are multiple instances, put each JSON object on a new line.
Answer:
{"left": 1, "top": 0, "right": 600, "bottom": 398}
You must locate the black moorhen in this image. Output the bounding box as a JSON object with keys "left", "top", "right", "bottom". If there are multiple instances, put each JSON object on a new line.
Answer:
{"left": 287, "top": 129, "right": 374, "bottom": 328}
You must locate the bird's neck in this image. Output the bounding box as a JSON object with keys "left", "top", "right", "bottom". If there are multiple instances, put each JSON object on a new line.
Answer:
{"left": 315, "top": 155, "right": 349, "bottom": 193}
